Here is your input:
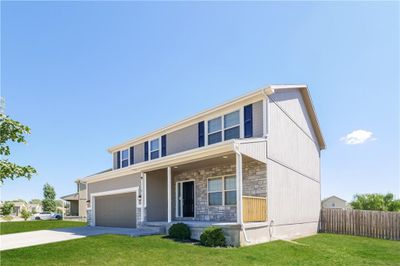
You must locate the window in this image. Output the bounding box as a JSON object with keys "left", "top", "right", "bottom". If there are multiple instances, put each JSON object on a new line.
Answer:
{"left": 207, "top": 110, "right": 240, "bottom": 145}
{"left": 208, "top": 176, "right": 236, "bottom": 206}
{"left": 121, "top": 149, "right": 129, "bottom": 168}
{"left": 224, "top": 176, "right": 237, "bottom": 205}
{"left": 208, "top": 178, "right": 222, "bottom": 205}
{"left": 208, "top": 117, "right": 222, "bottom": 145}
{"left": 150, "top": 138, "right": 159, "bottom": 159}
{"left": 224, "top": 111, "right": 240, "bottom": 140}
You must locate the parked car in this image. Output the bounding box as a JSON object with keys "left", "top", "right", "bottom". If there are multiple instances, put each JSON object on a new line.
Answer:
{"left": 34, "top": 212, "right": 62, "bottom": 220}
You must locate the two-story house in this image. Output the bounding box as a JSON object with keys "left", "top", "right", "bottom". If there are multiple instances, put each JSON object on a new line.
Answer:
{"left": 76, "top": 84, "right": 325, "bottom": 246}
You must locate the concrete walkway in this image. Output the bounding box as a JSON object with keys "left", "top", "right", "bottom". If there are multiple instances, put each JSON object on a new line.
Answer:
{"left": 0, "top": 226, "right": 157, "bottom": 251}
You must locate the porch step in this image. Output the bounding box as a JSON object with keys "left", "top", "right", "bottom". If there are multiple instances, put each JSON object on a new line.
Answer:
{"left": 140, "top": 223, "right": 167, "bottom": 234}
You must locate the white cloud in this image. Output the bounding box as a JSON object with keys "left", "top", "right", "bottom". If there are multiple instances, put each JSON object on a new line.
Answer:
{"left": 340, "top": 130, "right": 376, "bottom": 145}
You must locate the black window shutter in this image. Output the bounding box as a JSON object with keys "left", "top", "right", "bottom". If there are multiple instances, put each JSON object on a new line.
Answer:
{"left": 144, "top": 141, "right": 149, "bottom": 161}
{"left": 244, "top": 104, "right": 253, "bottom": 138}
{"left": 116, "top": 151, "right": 121, "bottom": 169}
{"left": 161, "top": 135, "right": 167, "bottom": 157}
{"left": 198, "top": 121, "right": 205, "bottom": 147}
{"left": 130, "top": 146, "right": 134, "bottom": 165}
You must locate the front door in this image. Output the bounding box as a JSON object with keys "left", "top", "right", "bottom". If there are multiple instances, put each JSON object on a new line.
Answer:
{"left": 177, "top": 181, "right": 194, "bottom": 217}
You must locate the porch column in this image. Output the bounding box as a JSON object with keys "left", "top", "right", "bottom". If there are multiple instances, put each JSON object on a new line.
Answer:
{"left": 140, "top": 172, "right": 144, "bottom": 223}
{"left": 236, "top": 153, "right": 243, "bottom": 224}
{"left": 167, "top": 166, "right": 172, "bottom": 223}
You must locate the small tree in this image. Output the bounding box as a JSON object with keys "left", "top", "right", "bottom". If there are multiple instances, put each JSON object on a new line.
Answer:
{"left": 1, "top": 202, "right": 14, "bottom": 215}
{"left": 351, "top": 193, "right": 400, "bottom": 212}
{"left": 21, "top": 209, "right": 31, "bottom": 221}
{"left": 0, "top": 113, "right": 37, "bottom": 183}
{"left": 42, "top": 183, "right": 56, "bottom": 212}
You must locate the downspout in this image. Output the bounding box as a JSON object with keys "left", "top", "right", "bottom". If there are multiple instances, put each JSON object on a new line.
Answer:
{"left": 233, "top": 142, "right": 250, "bottom": 243}
{"left": 262, "top": 88, "right": 275, "bottom": 240}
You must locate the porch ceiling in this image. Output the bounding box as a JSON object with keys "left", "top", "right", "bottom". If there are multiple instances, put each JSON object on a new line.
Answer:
{"left": 171, "top": 153, "right": 256, "bottom": 174}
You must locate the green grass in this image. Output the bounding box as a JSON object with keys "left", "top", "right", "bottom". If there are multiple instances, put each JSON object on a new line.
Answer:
{"left": 0, "top": 220, "right": 86, "bottom": 235}
{"left": 1, "top": 233, "right": 399, "bottom": 265}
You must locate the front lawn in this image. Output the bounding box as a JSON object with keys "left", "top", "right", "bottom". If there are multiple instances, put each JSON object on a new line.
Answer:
{"left": 0, "top": 220, "right": 86, "bottom": 235}
{"left": 1, "top": 233, "right": 399, "bottom": 265}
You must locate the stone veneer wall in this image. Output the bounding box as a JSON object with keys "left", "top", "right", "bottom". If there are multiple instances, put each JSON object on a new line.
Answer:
{"left": 172, "top": 159, "right": 266, "bottom": 222}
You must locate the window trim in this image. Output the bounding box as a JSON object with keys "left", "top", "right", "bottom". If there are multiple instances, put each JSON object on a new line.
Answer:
{"left": 207, "top": 175, "right": 237, "bottom": 206}
{"left": 206, "top": 109, "right": 242, "bottom": 145}
{"left": 175, "top": 179, "right": 196, "bottom": 218}
{"left": 149, "top": 137, "right": 161, "bottom": 160}
{"left": 120, "top": 148, "right": 130, "bottom": 168}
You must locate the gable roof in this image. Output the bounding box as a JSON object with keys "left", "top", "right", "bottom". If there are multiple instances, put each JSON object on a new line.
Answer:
{"left": 107, "top": 84, "right": 325, "bottom": 153}
{"left": 322, "top": 195, "right": 347, "bottom": 203}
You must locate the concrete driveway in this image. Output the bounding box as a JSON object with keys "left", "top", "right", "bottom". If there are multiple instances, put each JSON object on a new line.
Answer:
{"left": 0, "top": 226, "right": 157, "bottom": 251}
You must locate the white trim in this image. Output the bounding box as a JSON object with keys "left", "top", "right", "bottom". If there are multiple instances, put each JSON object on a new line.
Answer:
{"left": 149, "top": 138, "right": 160, "bottom": 160}
{"left": 262, "top": 98, "right": 267, "bottom": 137}
{"left": 207, "top": 175, "right": 237, "bottom": 206}
{"left": 144, "top": 173, "right": 147, "bottom": 208}
{"left": 108, "top": 87, "right": 270, "bottom": 152}
{"left": 120, "top": 148, "right": 129, "bottom": 168}
{"left": 235, "top": 152, "right": 242, "bottom": 224}
{"left": 206, "top": 109, "right": 241, "bottom": 146}
{"left": 175, "top": 179, "right": 196, "bottom": 218}
{"left": 239, "top": 107, "right": 244, "bottom": 139}
{"left": 167, "top": 167, "right": 172, "bottom": 223}
{"left": 106, "top": 84, "right": 325, "bottom": 152}
{"left": 90, "top": 187, "right": 139, "bottom": 227}
{"left": 140, "top": 172, "right": 144, "bottom": 223}
{"left": 83, "top": 140, "right": 235, "bottom": 183}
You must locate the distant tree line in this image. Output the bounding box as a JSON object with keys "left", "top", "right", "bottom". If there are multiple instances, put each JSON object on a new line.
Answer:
{"left": 351, "top": 193, "right": 400, "bottom": 212}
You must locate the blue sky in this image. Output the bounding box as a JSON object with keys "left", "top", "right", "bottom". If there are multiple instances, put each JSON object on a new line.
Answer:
{"left": 1, "top": 2, "right": 399, "bottom": 202}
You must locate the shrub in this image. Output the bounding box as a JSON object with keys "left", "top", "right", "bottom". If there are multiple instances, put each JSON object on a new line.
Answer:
{"left": 200, "top": 226, "right": 226, "bottom": 247}
{"left": 1, "top": 202, "right": 14, "bottom": 215}
{"left": 168, "top": 223, "right": 191, "bottom": 240}
{"left": 21, "top": 209, "right": 31, "bottom": 221}
{"left": 3, "top": 215, "right": 13, "bottom": 221}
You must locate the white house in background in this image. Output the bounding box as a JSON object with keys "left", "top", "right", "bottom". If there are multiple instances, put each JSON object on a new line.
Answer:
{"left": 322, "top": 196, "right": 347, "bottom": 209}
{"left": 27, "top": 203, "right": 42, "bottom": 214}
{"left": 74, "top": 84, "right": 325, "bottom": 246}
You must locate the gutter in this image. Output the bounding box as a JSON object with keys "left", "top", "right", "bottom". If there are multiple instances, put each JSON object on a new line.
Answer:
{"left": 233, "top": 142, "right": 250, "bottom": 243}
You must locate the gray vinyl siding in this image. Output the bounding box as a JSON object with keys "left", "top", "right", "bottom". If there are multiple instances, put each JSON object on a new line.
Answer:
{"left": 146, "top": 169, "right": 168, "bottom": 221}
{"left": 134, "top": 143, "right": 145, "bottom": 164}
{"left": 266, "top": 88, "right": 321, "bottom": 229}
{"left": 88, "top": 173, "right": 141, "bottom": 206}
{"left": 252, "top": 100, "right": 263, "bottom": 137}
{"left": 78, "top": 183, "right": 87, "bottom": 217}
{"left": 166, "top": 124, "right": 198, "bottom": 156}
{"left": 113, "top": 152, "right": 118, "bottom": 169}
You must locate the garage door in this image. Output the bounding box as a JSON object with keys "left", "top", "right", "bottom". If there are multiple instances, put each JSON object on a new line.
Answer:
{"left": 95, "top": 192, "right": 136, "bottom": 228}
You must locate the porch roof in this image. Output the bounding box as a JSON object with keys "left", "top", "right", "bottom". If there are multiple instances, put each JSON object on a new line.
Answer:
{"left": 80, "top": 138, "right": 266, "bottom": 184}
{"left": 61, "top": 193, "right": 79, "bottom": 201}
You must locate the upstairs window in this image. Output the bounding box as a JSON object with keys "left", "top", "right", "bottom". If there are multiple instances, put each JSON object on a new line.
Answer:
{"left": 208, "top": 117, "right": 222, "bottom": 145}
{"left": 224, "top": 111, "right": 240, "bottom": 140}
{"left": 150, "top": 138, "right": 160, "bottom": 159}
{"left": 207, "top": 110, "right": 240, "bottom": 145}
{"left": 121, "top": 149, "right": 129, "bottom": 168}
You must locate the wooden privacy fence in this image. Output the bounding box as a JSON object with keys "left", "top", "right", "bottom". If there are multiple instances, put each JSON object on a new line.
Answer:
{"left": 320, "top": 208, "right": 400, "bottom": 240}
{"left": 242, "top": 196, "right": 267, "bottom": 223}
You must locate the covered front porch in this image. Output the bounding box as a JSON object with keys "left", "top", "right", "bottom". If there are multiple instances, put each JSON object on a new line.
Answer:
{"left": 140, "top": 139, "right": 268, "bottom": 238}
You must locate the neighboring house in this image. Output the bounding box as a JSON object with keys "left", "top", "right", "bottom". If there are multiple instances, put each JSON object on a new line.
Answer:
{"left": 322, "top": 196, "right": 347, "bottom": 209}
{"left": 12, "top": 202, "right": 28, "bottom": 216}
{"left": 27, "top": 203, "right": 42, "bottom": 214}
{"left": 76, "top": 85, "right": 325, "bottom": 246}
{"left": 61, "top": 180, "right": 87, "bottom": 217}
